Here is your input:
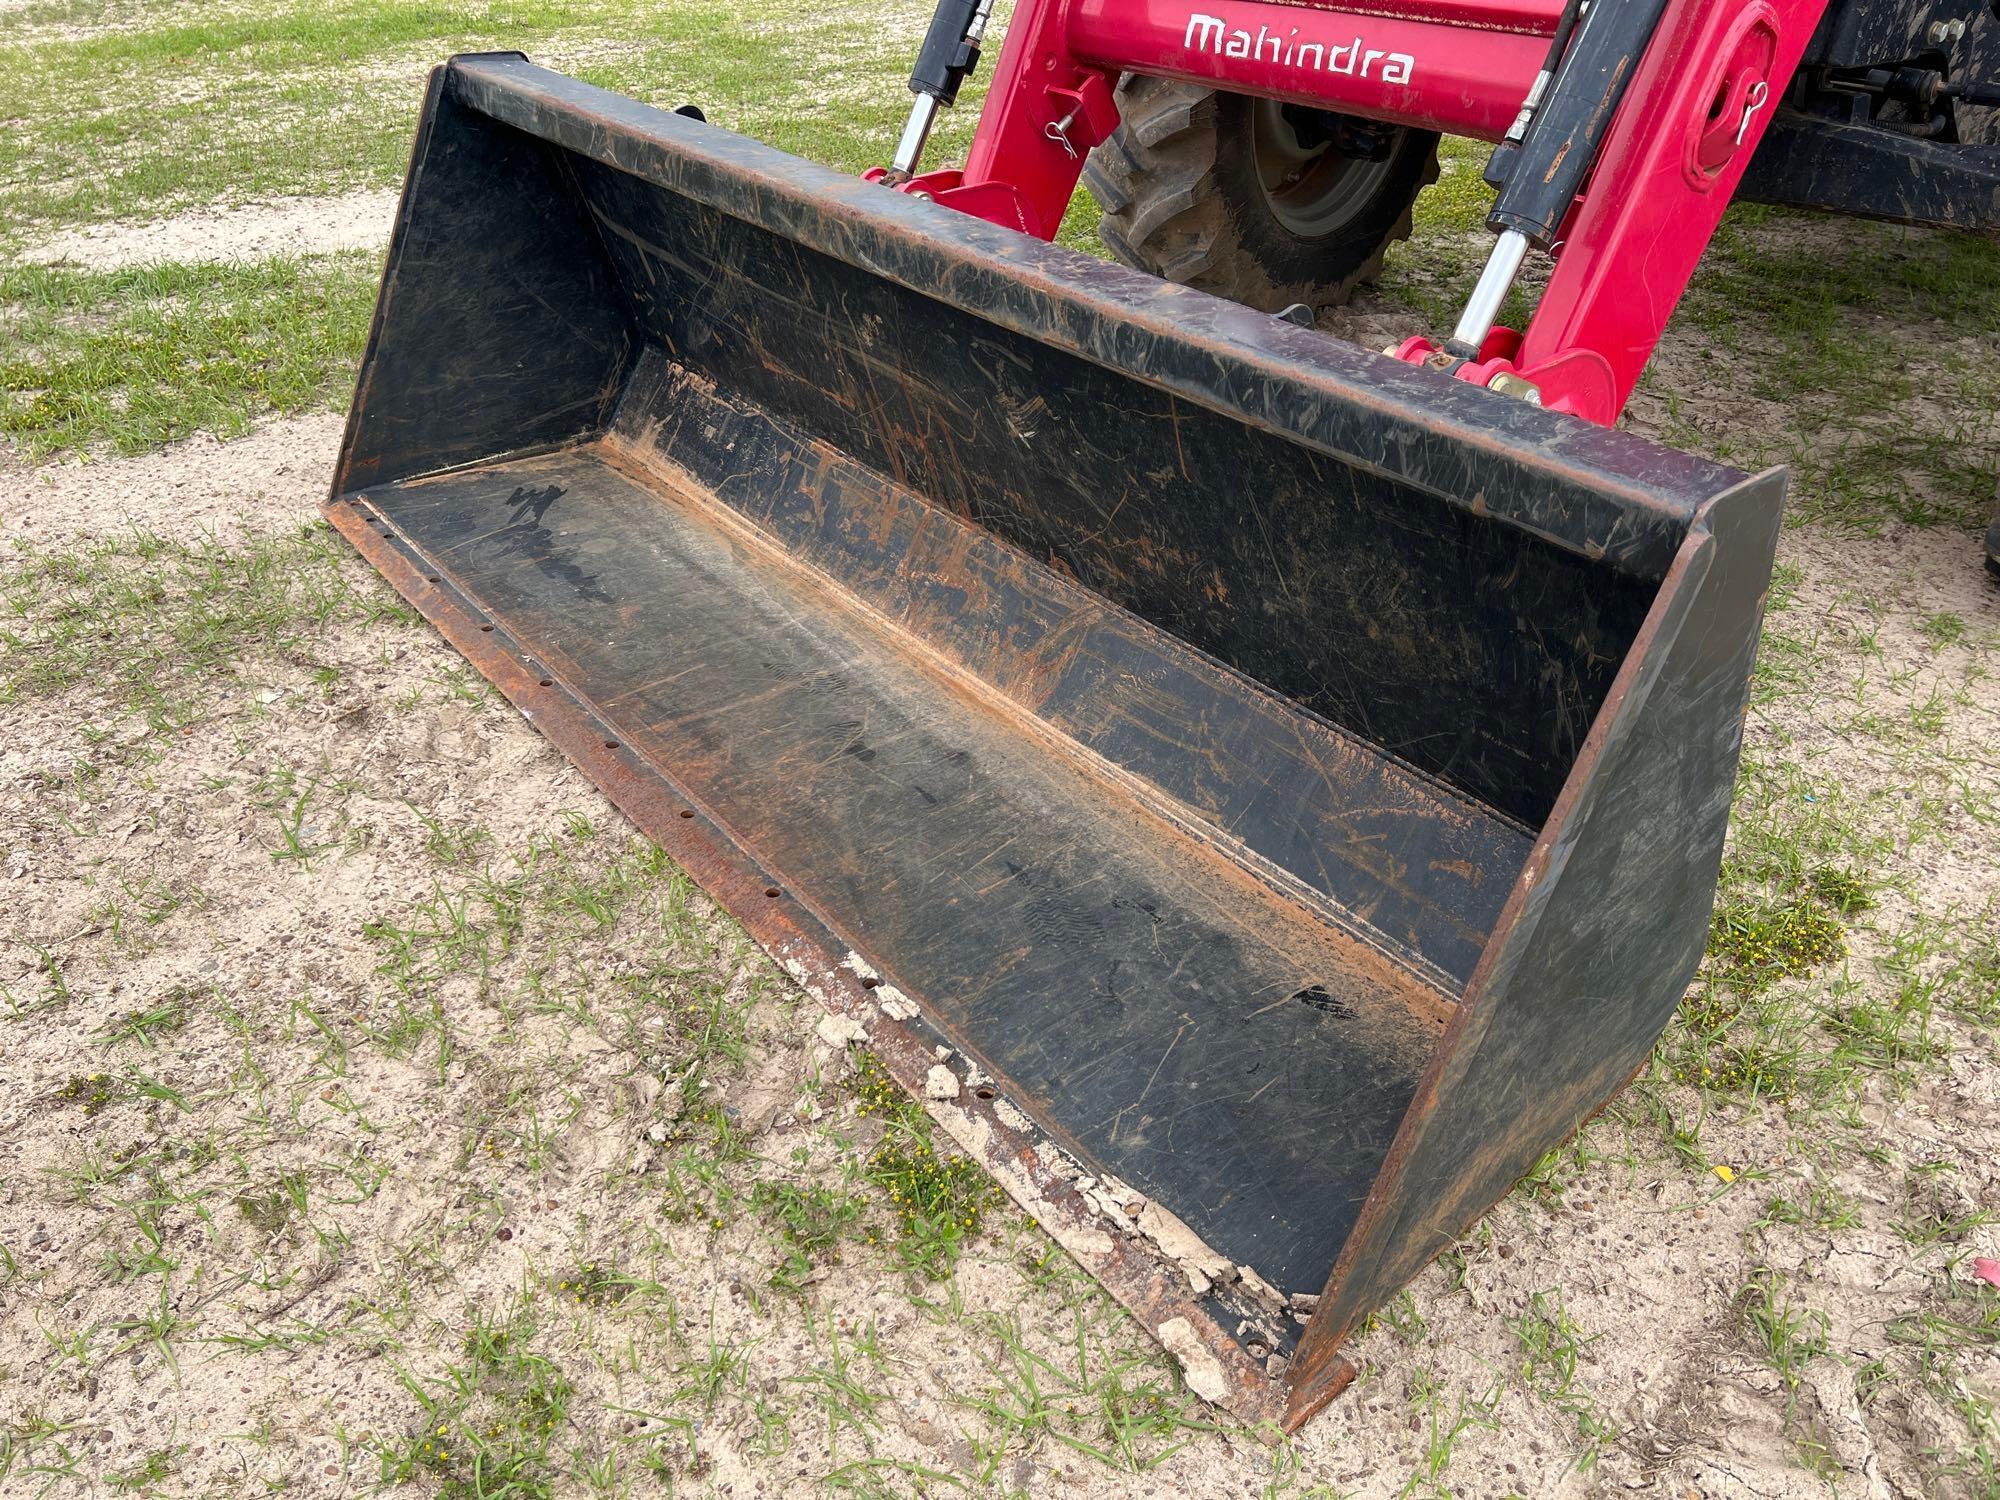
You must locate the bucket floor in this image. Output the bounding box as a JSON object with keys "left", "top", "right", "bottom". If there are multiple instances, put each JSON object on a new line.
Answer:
{"left": 354, "top": 442, "right": 1449, "bottom": 1295}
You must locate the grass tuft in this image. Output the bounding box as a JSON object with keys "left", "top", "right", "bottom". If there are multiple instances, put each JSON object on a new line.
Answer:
{"left": 1, "top": 255, "right": 376, "bottom": 456}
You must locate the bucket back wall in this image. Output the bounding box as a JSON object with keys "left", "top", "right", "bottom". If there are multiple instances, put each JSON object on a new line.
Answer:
{"left": 573, "top": 151, "right": 1655, "bottom": 831}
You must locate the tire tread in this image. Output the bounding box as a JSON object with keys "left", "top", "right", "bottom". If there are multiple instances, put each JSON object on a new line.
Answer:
{"left": 1084, "top": 77, "right": 1440, "bottom": 314}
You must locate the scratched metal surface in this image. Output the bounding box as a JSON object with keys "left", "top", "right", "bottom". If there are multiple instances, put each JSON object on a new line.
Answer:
{"left": 332, "top": 65, "right": 632, "bottom": 497}
{"left": 571, "top": 155, "right": 1669, "bottom": 832}
{"left": 336, "top": 59, "right": 1763, "bottom": 830}
{"left": 602, "top": 352, "right": 1532, "bottom": 990}
{"left": 361, "top": 446, "right": 1447, "bottom": 1295}
{"left": 436, "top": 57, "right": 1745, "bottom": 570}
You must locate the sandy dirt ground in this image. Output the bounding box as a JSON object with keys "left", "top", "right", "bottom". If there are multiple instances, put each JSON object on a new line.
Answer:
{"left": 20, "top": 193, "right": 401, "bottom": 271}
{"left": 1, "top": 186, "right": 1996, "bottom": 1500}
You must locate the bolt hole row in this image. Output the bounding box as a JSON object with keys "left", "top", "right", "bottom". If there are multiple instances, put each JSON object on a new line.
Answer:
{"left": 437, "top": 636, "right": 721, "bottom": 875}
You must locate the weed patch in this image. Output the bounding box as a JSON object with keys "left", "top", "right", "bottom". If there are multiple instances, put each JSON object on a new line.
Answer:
{"left": 1705, "top": 894, "right": 1847, "bottom": 996}
{"left": 381, "top": 1307, "right": 577, "bottom": 1499}
{"left": 1737, "top": 1267, "right": 1832, "bottom": 1394}
{"left": 57, "top": 1071, "right": 124, "bottom": 1116}
{"left": 555, "top": 1260, "right": 635, "bottom": 1309}
{"left": 849, "top": 1050, "right": 1004, "bottom": 1277}
{"left": 753, "top": 1181, "right": 868, "bottom": 1293}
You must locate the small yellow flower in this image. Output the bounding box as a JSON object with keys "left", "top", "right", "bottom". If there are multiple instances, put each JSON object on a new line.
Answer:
{"left": 1713, "top": 1164, "right": 1736, "bottom": 1183}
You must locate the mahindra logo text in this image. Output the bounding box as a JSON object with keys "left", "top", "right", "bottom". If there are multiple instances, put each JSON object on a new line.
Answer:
{"left": 1184, "top": 12, "right": 1414, "bottom": 85}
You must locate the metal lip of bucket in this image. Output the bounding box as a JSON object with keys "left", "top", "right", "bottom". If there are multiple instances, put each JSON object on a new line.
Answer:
{"left": 436, "top": 52, "right": 1749, "bottom": 581}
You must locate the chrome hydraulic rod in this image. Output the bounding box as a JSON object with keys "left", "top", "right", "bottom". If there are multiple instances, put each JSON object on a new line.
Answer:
{"left": 890, "top": 0, "right": 996, "bottom": 175}
{"left": 1450, "top": 229, "right": 1531, "bottom": 352}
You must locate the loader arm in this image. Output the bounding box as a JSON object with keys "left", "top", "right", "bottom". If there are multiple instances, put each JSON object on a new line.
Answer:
{"left": 874, "top": 0, "right": 1831, "bottom": 424}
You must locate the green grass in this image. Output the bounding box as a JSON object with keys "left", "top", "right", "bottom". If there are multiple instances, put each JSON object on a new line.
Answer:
{"left": 753, "top": 1181, "right": 868, "bottom": 1293}
{"left": 1675, "top": 206, "right": 2000, "bottom": 530}
{"left": 95, "top": 995, "right": 191, "bottom": 1047}
{"left": 0, "top": 0, "right": 1007, "bottom": 463}
{"left": 1920, "top": 611, "right": 1967, "bottom": 650}
{"left": 0, "top": 0, "right": 963, "bottom": 234}
{"left": 1737, "top": 1267, "right": 1832, "bottom": 1393}
{"left": 378, "top": 1304, "right": 578, "bottom": 1498}
{"left": 1506, "top": 1290, "right": 1619, "bottom": 1473}
{"left": 105, "top": 1448, "right": 184, "bottom": 1492}
{"left": 1691, "top": 203, "right": 2000, "bottom": 361}
{"left": 1381, "top": 138, "right": 2000, "bottom": 534}
{"left": 0, "top": 523, "right": 414, "bottom": 735}
{"left": 0, "top": 256, "right": 377, "bottom": 456}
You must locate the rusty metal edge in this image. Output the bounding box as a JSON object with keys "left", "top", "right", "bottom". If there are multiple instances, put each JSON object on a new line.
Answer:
{"left": 324, "top": 492, "right": 1347, "bottom": 1435}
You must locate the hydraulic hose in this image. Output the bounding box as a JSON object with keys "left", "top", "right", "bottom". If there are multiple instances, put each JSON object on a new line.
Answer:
{"left": 1486, "top": 0, "right": 1588, "bottom": 188}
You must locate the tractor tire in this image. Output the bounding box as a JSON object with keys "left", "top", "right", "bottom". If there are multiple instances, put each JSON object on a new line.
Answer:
{"left": 1083, "top": 76, "right": 1441, "bottom": 316}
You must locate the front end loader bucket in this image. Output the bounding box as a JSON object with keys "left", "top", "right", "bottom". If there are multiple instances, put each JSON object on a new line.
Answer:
{"left": 332, "top": 55, "right": 1784, "bottom": 1431}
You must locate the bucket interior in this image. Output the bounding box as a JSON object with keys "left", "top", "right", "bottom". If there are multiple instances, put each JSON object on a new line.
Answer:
{"left": 336, "top": 62, "right": 1699, "bottom": 1312}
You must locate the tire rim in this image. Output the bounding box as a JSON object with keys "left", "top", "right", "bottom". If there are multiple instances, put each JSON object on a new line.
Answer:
{"left": 1250, "top": 99, "right": 1398, "bottom": 239}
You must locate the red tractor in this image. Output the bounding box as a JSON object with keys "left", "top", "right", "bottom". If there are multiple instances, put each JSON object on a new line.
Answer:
{"left": 874, "top": 0, "right": 1999, "bottom": 428}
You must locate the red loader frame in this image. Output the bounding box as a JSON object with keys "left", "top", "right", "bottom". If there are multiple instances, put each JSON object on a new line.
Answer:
{"left": 870, "top": 0, "right": 1830, "bottom": 425}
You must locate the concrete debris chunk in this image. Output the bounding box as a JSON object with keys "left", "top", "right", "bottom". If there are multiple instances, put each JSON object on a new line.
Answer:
{"left": 815, "top": 1012, "right": 869, "bottom": 1048}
